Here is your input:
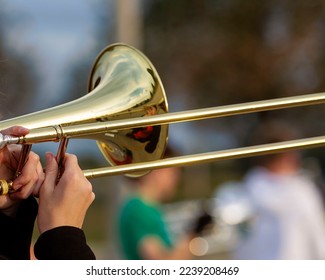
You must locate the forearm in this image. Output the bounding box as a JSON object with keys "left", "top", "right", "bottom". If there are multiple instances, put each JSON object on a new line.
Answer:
{"left": 167, "top": 234, "right": 194, "bottom": 260}
{"left": 140, "top": 234, "right": 194, "bottom": 260}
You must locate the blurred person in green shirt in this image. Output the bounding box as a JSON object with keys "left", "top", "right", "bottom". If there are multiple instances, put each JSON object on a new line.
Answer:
{"left": 117, "top": 148, "right": 212, "bottom": 260}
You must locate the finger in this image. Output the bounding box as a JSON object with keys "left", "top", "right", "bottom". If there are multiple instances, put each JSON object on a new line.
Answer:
{"left": 1, "top": 126, "right": 29, "bottom": 137}
{"left": 37, "top": 152, "right": 58, "bottom": 199}
{"left": 57, "top": 154, "right": 90, "bottom": 196}
{"left": 10, "top": 153, "right": 42, "bottom": 199}
{"left": 12, "top": 152, "right": 41, "bottom": 190}
{"left": 89, "top": 191, "right": 96, "bottom": 205}
{"left": 63, "top": 153, "right": 79, "bottom": 167}
{"left": 31, "top": 161, "right": 45, "bottom": 197}
{"left": 55, "top": 153, "right": 79, "bottom": 188}
{"left": 61, "top": 153, "right": 83, "bottom": 178}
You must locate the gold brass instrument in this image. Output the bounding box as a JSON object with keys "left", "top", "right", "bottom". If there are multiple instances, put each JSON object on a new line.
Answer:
{"left": 1, "top": 43, "right": 325, "bottom": 195}
{"left": 0, "top": 43, "right": 168, "bottom": 194}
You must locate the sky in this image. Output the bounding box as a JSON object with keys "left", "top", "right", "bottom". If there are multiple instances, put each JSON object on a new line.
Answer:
{"left": 2, "top": 0, "right": 107, "bottom": 107}
{"left": 1, "top": 0, "right": 222, "bottom": 156}
{"left": 1, "top": 0, "right": 113, "bottom": 158}
{"left": 0, "top": 0, "right": 193, "bottom": 161}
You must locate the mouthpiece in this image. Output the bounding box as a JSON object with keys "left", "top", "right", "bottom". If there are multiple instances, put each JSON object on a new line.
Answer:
{"left": 0, "top": 133, "right": 20, "bottom": 150}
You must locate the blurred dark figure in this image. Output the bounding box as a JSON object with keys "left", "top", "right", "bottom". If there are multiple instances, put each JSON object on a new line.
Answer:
{"left": 232, "top": 121, "right": 325, "bottom": 259}
{"left": 117, "top": 147, "right": 212, "bottom": 260}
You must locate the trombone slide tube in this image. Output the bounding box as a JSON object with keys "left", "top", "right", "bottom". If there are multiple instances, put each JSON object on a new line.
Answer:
{"left": 32, "top": 92, "right": 325, "bottom": 139}
{"left": 1, "top": 92, "right": 324, "bottom": 145}
{"left": 0, "top": 126, "right": 63, "bottom": 148}
{"left": 83, "top": 135, "right": 325, "bottom": 178}
{"left": 77, "top": 92, "right": 325, "bottom": 133}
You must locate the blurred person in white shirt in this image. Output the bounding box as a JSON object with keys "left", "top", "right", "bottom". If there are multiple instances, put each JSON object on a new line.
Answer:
{"left": 232, "top": 120, "right": 325, "bottom": 260}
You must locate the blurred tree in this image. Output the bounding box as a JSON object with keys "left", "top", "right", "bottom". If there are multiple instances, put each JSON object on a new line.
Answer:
{"left": 0, "top": 1, "right": 37, "bottom": 118}
{"left": 143, "top": 0, "right": 325, "bottom": 141}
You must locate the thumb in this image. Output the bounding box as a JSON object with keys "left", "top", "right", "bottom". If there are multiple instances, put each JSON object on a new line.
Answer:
{"left": 1, "top": 126, "right": 29, "bottom": 137}
{"left": 42, "top": 152, "right": 58, "bottom": 193}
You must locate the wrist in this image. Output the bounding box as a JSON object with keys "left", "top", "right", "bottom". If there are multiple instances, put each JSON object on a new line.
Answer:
{"left": 38, "top": 217, "right": 83, "bottom": 235}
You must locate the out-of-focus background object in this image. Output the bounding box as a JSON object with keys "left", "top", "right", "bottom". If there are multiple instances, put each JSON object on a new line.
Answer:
{"left": 1, "top": 0, "right": 325, "bottom": 259}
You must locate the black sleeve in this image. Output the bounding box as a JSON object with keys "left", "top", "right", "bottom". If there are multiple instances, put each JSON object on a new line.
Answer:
{"left": 34, "top": 226, "right": 96, "bottom": 260}
{"left": 0, "top": 196, "right": 38, "bottom": 260}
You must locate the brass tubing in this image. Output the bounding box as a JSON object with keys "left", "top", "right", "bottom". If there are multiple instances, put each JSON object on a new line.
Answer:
{"left": 1, "top": 92, "right": 325, "bottom": 186}
{"left": 53, "top": 92, "right": 325, "bottom": 138}
{"left": 4, "top": 92, "right": 325, "bottom": 144}
{"left": 83, "top": 135, "right": 325, "bottom": 178}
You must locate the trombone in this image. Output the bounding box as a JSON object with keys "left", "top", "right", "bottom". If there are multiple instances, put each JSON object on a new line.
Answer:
{"left": 0, "top": 43, "right": 325, "bottom": 194}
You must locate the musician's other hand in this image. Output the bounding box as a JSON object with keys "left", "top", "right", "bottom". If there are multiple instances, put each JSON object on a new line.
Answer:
{"left": 0, "top": 126, "right": 44, "bottom": 216}
{"left": 37, "top": 153, "right": 95, "bottom": 234}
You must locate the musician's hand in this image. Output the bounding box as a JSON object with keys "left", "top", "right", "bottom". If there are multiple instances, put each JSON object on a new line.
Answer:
{"left": 190, "top": 210, "right": 213, "bottom": 236}
{"left": 37, "top": 153, "right": 95, "bottom": 234}
{"left": 0, "top": 126, "right": 44, "bottom": 217}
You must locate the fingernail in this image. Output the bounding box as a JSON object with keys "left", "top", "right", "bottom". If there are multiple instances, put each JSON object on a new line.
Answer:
{"left": 17, "top": 126, "right": 29, "bottom": 135}
{"left": 12, "top": 183, "right": 22, "bottom": 191}
{"left": 45, "top": 152, "right": 53, "bottom": 161}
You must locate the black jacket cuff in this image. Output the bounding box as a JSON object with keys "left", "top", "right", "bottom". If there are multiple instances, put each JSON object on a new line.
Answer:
{"left": 34, "top": 226, "right": 96, "bottom": 260}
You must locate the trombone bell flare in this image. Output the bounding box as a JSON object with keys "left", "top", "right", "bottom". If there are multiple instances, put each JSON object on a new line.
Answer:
{"left": 87, "top": 44, "right": 168, "bottom": 176}
{"left": 0, "top": 44, "right": 169, "bottom": 177}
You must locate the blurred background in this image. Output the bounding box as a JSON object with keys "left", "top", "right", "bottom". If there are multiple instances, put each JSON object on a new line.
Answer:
{"left": 1, "top": 0, "right": 325, "bottom": 259}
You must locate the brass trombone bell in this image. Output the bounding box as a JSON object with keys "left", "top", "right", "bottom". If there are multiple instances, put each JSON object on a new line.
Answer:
{"left": 0, "top": 43, "right": 169, "bottom": 178}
